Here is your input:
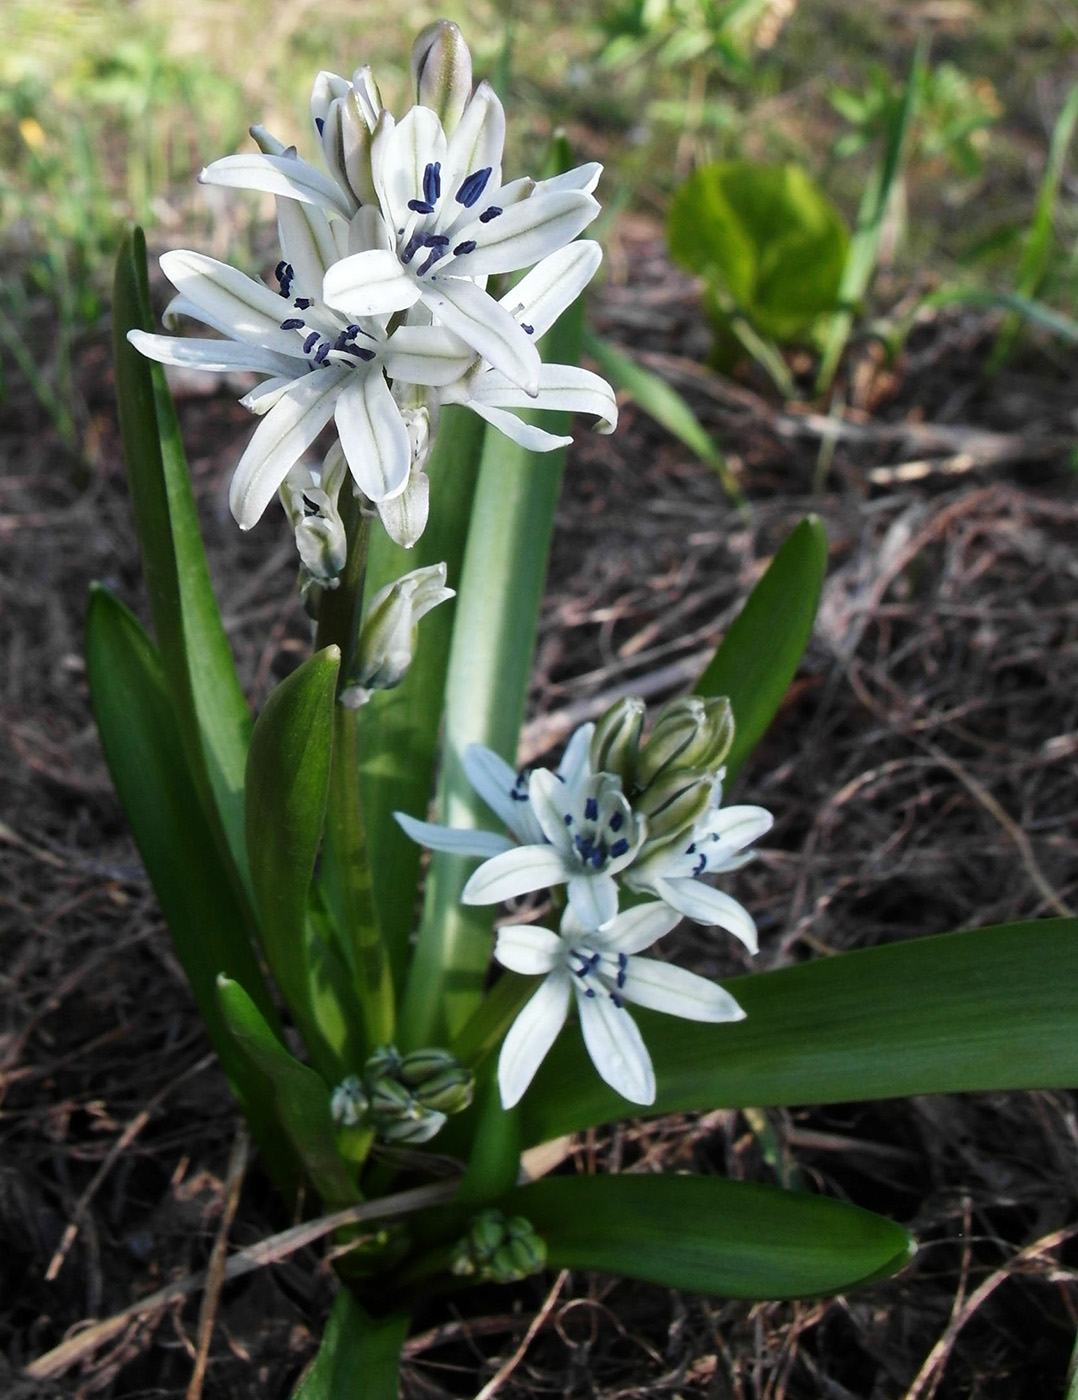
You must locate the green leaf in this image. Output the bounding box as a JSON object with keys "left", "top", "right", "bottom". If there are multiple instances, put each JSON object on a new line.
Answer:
{"left": 668, "top": 162, "right": 850, "bottom": 344}
{"left": 520, "top": 918, "right": 1078, "bottom": 1143}
{"left": 246, "top": 646, "right": 342, "bottom": 1077}
{"left": 507, "top": 1175, "right": 912, "bottom": 1299}
{"left": 217, "top": 977, "right": 360, "bottom": 1207}
{"left": 398, "top": 293, "right": 584, "bottom": 1050}
{"left": 817, "top": 41, "right": 925, "bottom": 390}
{"left": 112, "top": 229, "right": 252, "bottom": 884}
{"left": 356, "top": 406, "right": 487, "bottom": 988}
{"left": 85, "top": 585, "right": 297, "bottom": 1193}
{"left": 694, "top": 516, "right": 827, "bottom": 781}
{"left": 581, "top": 329, "right": 744, "bottom": 506}
{"left": 292, "top": 1291, "right": 409, "bottom": 1400}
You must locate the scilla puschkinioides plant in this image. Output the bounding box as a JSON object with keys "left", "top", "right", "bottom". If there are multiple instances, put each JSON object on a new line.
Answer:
{"left": 79, "top": 21, "right": 1078, "bottom": 1396}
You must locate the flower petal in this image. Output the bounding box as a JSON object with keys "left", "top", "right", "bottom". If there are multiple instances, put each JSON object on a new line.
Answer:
{"left": 577, "top": 985, "right": 655, "bottom": 1104}
{"left": 501, "top": 240, "right": 602, "bottom": 341}
{"left": 619, "top": 958, "right": 746, "bottom": 1023}
{"left": 229, "top": 367, "right": 346, "bottom": 528}
{"left": 448, "top": 190, "right": 600, "bottom": 278}
{"left": 493, "top": 924, "right": 562, "bottom": 976}
{"left": 444, "top": 80, "right": 506, "bottom": 204}
{"left": 566, "top": 871, "right": 619, "bottom": 930}
{"left": 420, "top": 276, "right": 541, "bottom": 393}
{"left": 460, "top": 401, "right": 571, "bottom": 452}
{"left": 159, "top": 249, "right": 305, "bottom": 356}
{"left": 376, "top": 466, "right": 429, "bottom": 547}
{"left": 323, "top": 249, "right": 423, "bottom": 318}
{"left": 526, "top": 768, "right": 575, "bottom": 856}
{"left": 557, "top": 722, "right": 595, "bottom": 788}
{"left": 334, "top": 371, "right": 411, "bottom": 503}
{"left": 589, "top": 902, "right": 681, "bottom": 955}
{"left": 383, "top": 325, "right": 476, "bottom": 386}
{"left": 498, "top": 971, "right": 571, "bottom": 1108}
{"left": 470, "top": 364, "right": 617, "bottom": 433}
{"left": 277, "top": 196, "right": 343, "bottom": 291}
{"left": 200, "top": 152, "right": 355, "bottom": 219}
{"left": 462, "top": 744, "right": 543, "bottom": 845}
{"left": 652, "top": 877, "right": 759, "bottom": 953}
{"left": 461, "top": 844, "right": 569, "bottom": 905}
{"left": 127, "top": 330, "right": 298, "bottom": 378}
{"left": 377, "top": 104, "right": 447, "bottom": 233}
{"left": 394, "top": 811, "right": 513, "bottom": 858}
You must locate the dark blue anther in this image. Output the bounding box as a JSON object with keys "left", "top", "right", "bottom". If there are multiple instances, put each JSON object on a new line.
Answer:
{"left": 407, "top": 199, "right": 435, "bottom": 214}
{"left": 276, "top": 261, "right": 295, "bottom": 298}
{"left": 686, "top": 841, "right": 696, "bottom": 854}
{"left": 315, "top": 117, "right": 325, "bottom": 135}
{"left": 400, "top": 233, "right": 424, "bottom": 265}
{"left": 456, "top": 166, "right": 492, "bottom": 207}
{"left": 352, "top": 346, "right": 376, "bottom": 361}
{"left": 584, "top": 798, "right": 599, "bottom": 822}
{"left": 609, "top": 991, "right": 624, "bottom": 1008}
{"left": 479, "top": 205, "right": 502, "bottom": 223}
{"left": 275, "top": 259, "right": 288, "bottom": 282}
{"left": 313, "top": 341, "right": 330, "bottom": 365}
{"left": 616, "top": 953, "right": 628, "bottom": 988}
{"left": 453, "top": 239, "right": 477, "bottom": 256}
{"left": 303, "top": 331, "right": 320, "bottom": 353}
{"left": 280, "top": 318, "right": 306, "bottom": 330}
{"left": 693, "top": 853, "right": 707, "bottom": 876}
{"left": 521, "top": 323, "right": 534, "bottom": 335}
{"left": 294, "top": 298, "right": 313, "bottom": 311}
{"left": 425, "top": 233, "right": 450, "bottom": 246}
{"left": 584, "top": 987, "right": 596, "bottom": 998}
{"left": 416, "top": 247, "right": 446, "bottom": 277}
{"left": 610, "top": 838, "right": 629, "bottom": 859}
{"left": 590, "top": 848, "right": 605, "bottom": 869}
{"left": 423, "top": 161, "right": 442, "bottom": 205}
{"left": 609, "top": 812, "right": 624, "bottom": 832}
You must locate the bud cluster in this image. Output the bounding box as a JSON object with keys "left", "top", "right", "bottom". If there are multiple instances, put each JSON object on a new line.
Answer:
{"left": 449, "top": 1209, "right": 547, "bottom": 1284}
{"left": 590, "top": 694, "right": 735, "bottom": 861}
{"left": 330, "top": 1044, "right": 474, "bottom": 1145}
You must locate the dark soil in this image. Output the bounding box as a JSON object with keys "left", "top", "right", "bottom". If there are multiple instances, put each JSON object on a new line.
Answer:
{"left": 3, "top": 211, "right": 1078, "bottom": 1398}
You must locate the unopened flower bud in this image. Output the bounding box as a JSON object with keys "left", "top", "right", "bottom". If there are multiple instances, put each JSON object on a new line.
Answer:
{"left": 399, "top": 1048, "right": 475, "bottom": 1114}
{"left": 398, "top": 1048, "right": 458, "bottom": 1086}
{"left": 341, "top": 563, "right": 455, "bottom": 708}
{"left": 363, "top": 1044, "right": 404, "bottom": 1084}
{"left": 330, "top": 1075, "right": 369, "bottom": 1128}
{"left": 411, "top": 21, "right": 473, "bottom": 132}
{"left": 634, "top": 767, "right": 715, "bottom": 824}
{"left": 379, "top": 1108, "right": 447, "bottom": 1144}
{"left": 636, "top": 696, "right": 735, "bottom": 788}
{"left": 590, "top": 697, "right": 645, "bottom": 786}
{"left": 451, "top": 1211, "right": 546, "bottom": 1283}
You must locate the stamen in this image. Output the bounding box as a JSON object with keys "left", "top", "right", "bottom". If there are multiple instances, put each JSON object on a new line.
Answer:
{"left": 315, "top": 117, "right": 325, "bottom": 135}
{"left": 584, "top": 798, "right": 599, "bottom": 822}
{"left": 293, "top": 297, "right": 313, "bottom": 310}
{"left": 563, "top": 813, "right": 573, "bottom": 826}
{"left": 610, "top": 838, "right": 629, "bottom": 858}
{"left": 453, "top": 240, "right": 477, "bottom": 256}
{"left": 416, "top": 247, "right": 446, "bottom": 277}
{"left": 407, "top": 199, "right": 435, "bottom": 214}
{"left": 521, "top": 323, "right": 534, "bottom": 335}
{"left": 276, "top": 261, "right": 295, "bottom": 298}
{"left": 280, "top": 318, "right": 306, "bottom": 331}
{"left": 400, "top": 233, "right": 425, "bottom": 265}
{"left": 609, "top": 812, "right": 624, "bottom": 832}
{"left": 609, "top": 991, "right": 624, "bottom": 1008}
{"left": 456, "top": 166, "right": 493, "bottom": 207}
{"left": 616, "top": 953, "right": 628, "bottom": 988}
{"left": 312, "top": 341, "right": 330, "bottom": 366}
{"left": 479, "top": 205, "right": 502, "bottom": 223}
{"left": 423, "top": 161, "right": 442, "bottom": 206}
{"left": 693, "top": 852, "right": 707, "bottom": 876}
{"left": 303, "top": 331, "right": 320, "bottom": 353}
{"left": 351, "top": 346, "right": 376, "bottom": 362}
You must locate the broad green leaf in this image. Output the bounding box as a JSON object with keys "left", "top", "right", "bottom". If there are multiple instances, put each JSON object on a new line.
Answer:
{"left": 581, "top": 329, "right": 743, "bottom": 505}
{"left": 694, "top": 516, "right": 827, "bottom": 781}
{"left": 356, "top": 406, "right": 487, "bottom": 988}
{"left": 398, "top": 285, "right": 584, "bottom": 1050}
{"left": 817, "top": 41, "right": 925, "bottom": 390}
{"left": 453, "top": 1070, "right": 522, "bottom": 1206}
{"left": 292, "top": 1291, "right": 409, "bottom": 1400}
{"left": 668, "top": 162, "right": 849, "bottom": 344}
{"left": 520, "top": 918, "right": 1078, "bottom": 1144}
{"left": 112, "top": 230, "right": 252, "bottom": 883}
{"left": 217, "top": 977, "right": 359, "bottom": 1207}
{"left": 246, "top": 647, "right": 342, "bottom": 1077}
{"left": 506, "top": 1175, "right": 912, "bottom": 1299}
{"left": 85, "top": 585, "right": 297, "bottom": 1193}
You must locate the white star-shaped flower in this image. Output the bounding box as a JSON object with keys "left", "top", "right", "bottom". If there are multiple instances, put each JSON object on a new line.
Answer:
{"left": 494, "top": 903, "right": 746, "bottom": 1107}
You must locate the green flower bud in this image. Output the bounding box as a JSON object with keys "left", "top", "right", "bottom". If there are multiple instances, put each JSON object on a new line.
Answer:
{"left": 341, "top": 564, "right": 455, "bottom": 709}
{"left": 411, "top": 21, "right": 473, "bottom": 133}
{"left": 329, "top": 1075, "right": 369, "bottom": 1128}
{"left": 379, "top": 1108, "right": 447, "bottom": 1144}
{"left": 589, "top": 697, "right": 645, "bottom": 786}
{"left": 636, "top": 696, "right": 735, "bottom": 788}
{"left": 398, "top": 1047, "right": 460, "bottom": 1087}
{"left": 413, "top": 1066, "right": 474, "bottom": 1115}
{"left": 367, "top": 1077, "right": 415, "bottom": 1119}
{"left": 469, "top": 1209, "right": 507, "bottom": 1260}
{"left": 634, "top": 771, "right": 716, "bottom": 851}
{"left": 363, "top": 1044, "right": 404, "bottom": 1084}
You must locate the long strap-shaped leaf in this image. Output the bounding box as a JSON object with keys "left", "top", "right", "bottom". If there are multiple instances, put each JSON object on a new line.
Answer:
{"left": 694, "top": 515, "right": 827, "bottom": 782}
{"left": 113, "top": 229, "right": 253, "bottom": 888}
{"left": 86, "top": 585, "right": 297, "bottom": 1194}
{"left": 520, "top": 917, "right": 1078, "bottom": 1143}
{"left": 356, "top": 406, "right": 487, "bottom": 988}
{"left": 218, "top": 978, "right": 359, "bottom": 1208}
{"left": 507, "top": 1175, "right": 912, "bottom": 1298}
{"left": 292, "top": 1291, "right": 409, "bottom": 1400}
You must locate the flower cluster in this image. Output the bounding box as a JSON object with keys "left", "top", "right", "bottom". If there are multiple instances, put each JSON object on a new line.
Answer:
{"left": 397, "top": 695, "right": 773, "bottom": 1107}
{"left": 130, "top": 21, "right": 616, "bottom": 560}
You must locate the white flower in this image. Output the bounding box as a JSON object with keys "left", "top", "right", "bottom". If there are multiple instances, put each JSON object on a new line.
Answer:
{"left": 279, "top": 450, "right": 348, "bottom": 590}
{"left": 341, "top": 562, "right": 455, "bottom": 708}
{"left": 625, "top": 789, "right": 774, "bottom": 952}
{"left": 494, "top": 903, "right": 746, "bottom": 1107}
{"left": 463, "top": 767, "right": 645, "bottom": 930}
{"left": 128, "top": 170, "right": 467, "bottom": 529}
{"left": 395, "top": 723, "right": 595, "bottom": 863}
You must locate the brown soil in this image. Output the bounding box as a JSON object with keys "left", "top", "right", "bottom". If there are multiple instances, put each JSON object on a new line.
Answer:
{"left": 3, "top": 213, "right": 1077, "bottom": 1398}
